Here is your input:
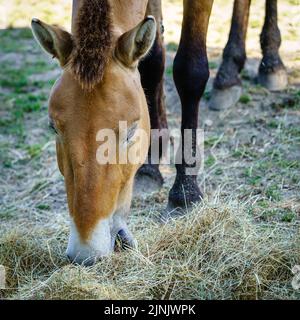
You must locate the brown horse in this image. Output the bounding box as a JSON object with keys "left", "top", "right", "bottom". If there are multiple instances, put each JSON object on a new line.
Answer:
{"left": 32, "top": 1, "right": 154, "bottom": 265}
{"left": 31, "top": 0, "right": 287, "bottom": 265}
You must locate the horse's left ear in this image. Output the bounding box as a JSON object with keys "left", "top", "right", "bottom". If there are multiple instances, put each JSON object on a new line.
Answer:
{"left": 115, "top": 16, "right": 157, "bottom": 68}
{"left": 31, "top": 18, "right": 73, "bottom": 66}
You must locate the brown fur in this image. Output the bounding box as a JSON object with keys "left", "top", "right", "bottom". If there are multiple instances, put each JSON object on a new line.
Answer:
{"left": 70, "top": 0, "right": 113, "bottom": 90}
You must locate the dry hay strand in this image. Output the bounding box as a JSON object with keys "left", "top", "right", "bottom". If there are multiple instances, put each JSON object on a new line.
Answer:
{"left": 0, "top": 201, "right": 299, "bottom": 300}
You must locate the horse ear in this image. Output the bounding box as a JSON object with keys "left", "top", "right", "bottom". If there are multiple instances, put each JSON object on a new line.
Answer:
{"left": 31, "top": 18, "right": 73, "bottom": 66}
{"left": 115, "top": 16, "right": 157, "bottom": 67}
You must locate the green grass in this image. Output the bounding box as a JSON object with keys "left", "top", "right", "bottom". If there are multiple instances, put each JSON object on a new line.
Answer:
{"left": 243, "top": 168, "right": 262, "bottom": 186}
{"left": 209, "top": 61, "right": 218, "bottom": 70}
{"left": 265, "top": 185, "right": 282, "bottom": 202}
{"left": 205, "top": 155, "right": 216, "bottom": 168}
{"left": 271, "top": 90, "right": 300, "bottom": 111}
{"left": 26, "top": 144, "right": 43, "bottom": 158}
{"left": 232, "top": 147, "right": 258, "bottom": 160}
{"left": 36, "top": 203, "right": 51, "bottom": 211}
{"left": 0, "top": 29, "right": 33, "bottom": 52}
{"left": 166, "top": 42, "right": 178, "bottom": 52}
{"left": 0, "top": 28, "right": 54, "bottom": 170}
{"left": 165, "top": 65, "right": 173, "bottom": 76}
{"left": 239, "top": 94, "right": 252, "bottom": 104}
{"left": 204, "top": 136, "right": 223, "bottom": 148}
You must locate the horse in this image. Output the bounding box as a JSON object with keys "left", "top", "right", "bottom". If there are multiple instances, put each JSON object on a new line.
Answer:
{"left": 137, "top": 0, "right": 287, "bottom": 211}
{"left": 31, "top": 0, "right": 287, "bottom": 265}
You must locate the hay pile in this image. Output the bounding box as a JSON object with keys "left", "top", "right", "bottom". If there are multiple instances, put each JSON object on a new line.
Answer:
{"left": 0, "top": 202, "right": 299, "bottom": 300}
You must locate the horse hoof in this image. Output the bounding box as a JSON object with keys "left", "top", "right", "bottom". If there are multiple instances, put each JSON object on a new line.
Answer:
{"left": 258, "top": 68, "right": 288, "bottom": 91}
{"left": 134, "top": 164, "right": 164, "bottom": 196}
{"left": 209, "top": 85, "right": 242, "bottom": 111}
{"left": 161, "top": 180, "right": 203, "bottom": 221}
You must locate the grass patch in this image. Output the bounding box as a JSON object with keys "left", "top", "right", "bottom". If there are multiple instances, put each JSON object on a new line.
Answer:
{"left": 166, "top": 65, "right": 173, "bottom": 76}
{"left": 209, "top": 61, "right": 218, "bottom": 70}
{"left": 26, "top": 144, "right": 43, "bottom": 158}
{"left": 271, "top": 90, "right": 300, "bottom": 111}
{"left": 166, "top": 42, "right": 178, "bottom": 52}
{"left": 265, "top": 186, "right": 282, "bottom": 202}
{"left": 239, "top": 94, "right": 252, "bottom": 104}
{"left": 205, "top": 155, "right": 216, "bottom": 167}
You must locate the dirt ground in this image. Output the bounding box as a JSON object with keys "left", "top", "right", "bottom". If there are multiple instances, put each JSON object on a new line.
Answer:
{"left": 0, "top": 0, "right": 299, "bottom": 299}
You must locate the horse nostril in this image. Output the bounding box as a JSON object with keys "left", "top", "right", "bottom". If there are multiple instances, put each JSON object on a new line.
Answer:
{"left": 115, "top": 229, "right": 135, "bottom": 251}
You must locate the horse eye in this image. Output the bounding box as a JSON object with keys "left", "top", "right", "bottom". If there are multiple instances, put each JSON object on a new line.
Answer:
{"left": 48, "top": 119, "right": 58, "bottom": 135}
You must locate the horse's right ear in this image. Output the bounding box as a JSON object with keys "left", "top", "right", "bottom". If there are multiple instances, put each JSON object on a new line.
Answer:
{"left": 31, "top": 18, "right": 73, "bottom": 66}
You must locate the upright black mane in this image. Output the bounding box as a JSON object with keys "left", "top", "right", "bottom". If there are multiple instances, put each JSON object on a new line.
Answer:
{"left": 70, "top": 0, "right": 112, "bottom": 91}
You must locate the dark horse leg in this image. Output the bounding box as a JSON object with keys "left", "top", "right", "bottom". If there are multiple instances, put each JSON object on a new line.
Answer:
{"left": 209, "top": 0, "right": 251, "bottom": 111}
{"left": 167, "top": 0, "right": 213, "bottom": 213}
{"left": 136, "top": 0, "right": 168, "bottom": 190}
{"left": 258, "top": 0, "right": 288, "bottom": 91}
